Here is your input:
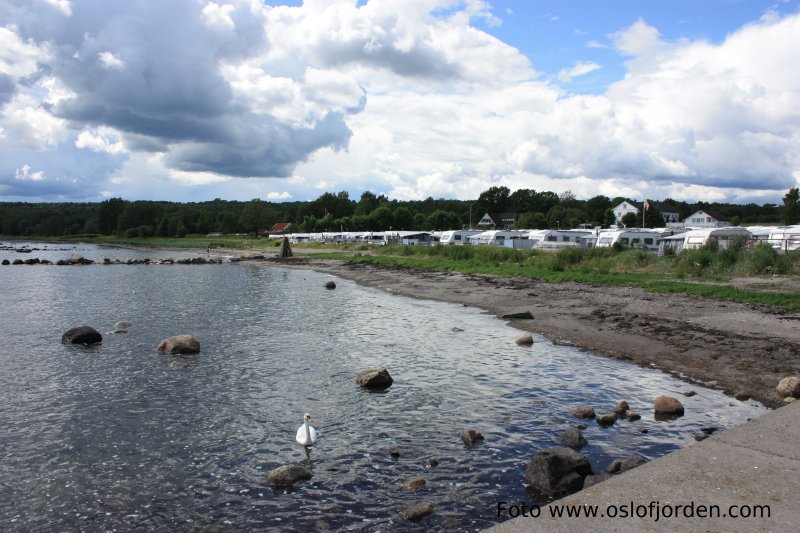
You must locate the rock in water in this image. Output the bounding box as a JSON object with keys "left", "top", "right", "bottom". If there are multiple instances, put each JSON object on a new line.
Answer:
{"left": 324, "top": 281, "right": 336, "bottom": 289}
{"left": 267, "top": 464, "right": 312, "bottom": 488}
{"left": 402, "top": 478, "right": 426, "bottom": 490}
{"left": 515, "top": 334, "right": 534, "bottom": 346}
{"left": 654, "top": 395, "right": 685, "bottom": 417}
{"left": 156, "top": 335, "right": 200, "bottom": 355}
{"left": 571, "top": 405, "right": 596, "bottom": 419}
{"left": 525, "top": 447, "right": 593, "bottom": 497}
{"left": 356, "top": 368, "right": 393, "bottom": 390}
{"left": 612, "top": 400, "right": 630, "bottom": 415}
{"left": 400, "top": 502, "right": 434, "bottom": 522}
{"left": 461, "top": 429, "right": 484, "bottom": 447}
{"left": 562, "top": 427, "right": 587, "bottom": 450}
{"left": 62, "top": 326, "right": 102, "bottom": 345}
{"left": 114, "top": 320, "right": 132, "bottom": 330}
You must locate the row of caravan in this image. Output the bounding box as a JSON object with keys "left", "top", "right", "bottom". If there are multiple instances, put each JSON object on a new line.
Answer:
{"left": 277, "top": 225, "right": 800, "bottom": 254}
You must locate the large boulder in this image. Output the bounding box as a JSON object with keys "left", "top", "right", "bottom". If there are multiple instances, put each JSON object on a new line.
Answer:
{"left": 267, "top": 464, "right": 312, "bottom": 488}
{"left": 62, "top": 326, "right": 102, "bottom": 345}
{"left": 612, "top": 400, "right": 630, "bottom": 415}
{"left": 776, "top": 377, "right": 800, "bottom": 398}
{"left": 654, "top": 395, "right": 684, "bottom": 417}
{"left": 525, "top": 447, "right": 593, "bottom": 497}
{"left": 156, "top": 335, "right": 200, "bottom": 355}
{"left": 356, "top": 368, "right": 393, "bottom": 390}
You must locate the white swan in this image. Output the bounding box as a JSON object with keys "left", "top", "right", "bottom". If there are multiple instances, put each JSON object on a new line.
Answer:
{"left": 295, "top": 413, "right": 318, "bottom": 447}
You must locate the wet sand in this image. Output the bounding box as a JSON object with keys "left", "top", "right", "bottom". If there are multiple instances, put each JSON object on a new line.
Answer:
{"left": 259, "top": 255, "right": 800, "bottom": 409}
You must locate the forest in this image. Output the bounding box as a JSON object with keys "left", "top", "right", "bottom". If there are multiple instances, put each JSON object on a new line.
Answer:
{"left": 1, "top": 186, "right": 797, "bottom": 238}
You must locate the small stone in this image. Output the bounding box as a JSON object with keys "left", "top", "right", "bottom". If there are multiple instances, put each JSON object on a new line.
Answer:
{"left": 267, "top": 464, "right": 312, "bottom": 488}
{"left": 114, "top": 320, "right": 132, "bottom": 330}
{"left": 683, "top": 390, "right": 697, "bottom": 397}
{"left": 776, "top": 377, "right": 800, "bottom": 398}
{"left": 389, "top": 449, "right": 401, "bottom": 459}
{"left": 612, "top": 400, "right": 629, "bottom": 415}
{"left": 783, "top": 397, "right": 796, "bottom": 405}
{"left": 156, "top": 335, "right": 200, "bottom": 355}
{"left": 515, "top": 334, "right": 534, "bottom": 346}
{"left": 426, "top": 458, "right": 439, "bottom": 468}
{"left": 402, "top": 478, "right": 426, "bottom": 490}
{"left": 734, "top": 391, "right": 751, "bottom": 401}
{"left": 619, "top": 455, "right": 647, "bottom": 472}
{"left": 400, "top": 502, "right": 434, "bottom": 522}
{"left": 700, "top": 426, "right": 718, "bottom": 435}
{"left": 324, "top": 281, "right": 336, "bottom": 289}
{"left": 596, "top": 412, "right": 617, "bottom": 426}
{"left": 606, "top": 460, "right": 622, "bottom": 474}
{"left": 626, "top": 412, "right": 641, "bottom": 422}
{"left": 502, "top": 311, "right": 534, "bottom": 319}
{"left": 575, "top": 423, "right": 588, "bottom": 430}
{"left": 461, "top": 429, "right": 484, "bottom": 447}
{"left": 571, "top": 405, "right": 596, "bottom": 419}
{"left": 694, "top": 433, "right": 709, "bottom": 441}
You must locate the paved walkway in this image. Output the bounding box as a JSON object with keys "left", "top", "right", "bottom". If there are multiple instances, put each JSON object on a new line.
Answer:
{"left": 488, "top": 400, "right": 800, "bottom": 533}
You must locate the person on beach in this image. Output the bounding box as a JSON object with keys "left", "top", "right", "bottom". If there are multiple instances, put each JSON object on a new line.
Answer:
{"left": 207, "top": 244, "right": 211, "bottom": 254}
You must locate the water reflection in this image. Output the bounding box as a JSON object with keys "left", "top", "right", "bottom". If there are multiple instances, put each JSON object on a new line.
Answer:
{"left": 0, "top": 246, "right": 767, "bottom": 531}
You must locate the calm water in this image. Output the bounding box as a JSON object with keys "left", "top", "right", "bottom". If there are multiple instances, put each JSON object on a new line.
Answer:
{"left": 0, "top": 243, "right": 767, "bottom": 532}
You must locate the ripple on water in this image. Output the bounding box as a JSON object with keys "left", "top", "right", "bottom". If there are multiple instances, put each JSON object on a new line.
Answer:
{"left": 0, "top": 245, "right": 768, "bottom": 531}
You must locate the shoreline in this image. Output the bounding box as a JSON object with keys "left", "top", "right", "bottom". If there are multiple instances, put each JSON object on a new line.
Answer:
{"left": 258, "top": 255, "right": 800, "bottom": 409}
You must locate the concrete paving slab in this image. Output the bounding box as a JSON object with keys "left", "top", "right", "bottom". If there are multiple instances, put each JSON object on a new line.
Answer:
{"left": 488, "top": 401, "right": 800, "bottom": 533}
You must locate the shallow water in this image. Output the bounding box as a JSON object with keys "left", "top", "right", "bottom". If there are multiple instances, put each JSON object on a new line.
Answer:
{"left": 0, "top": 243, "right": 767, "bottom": 531}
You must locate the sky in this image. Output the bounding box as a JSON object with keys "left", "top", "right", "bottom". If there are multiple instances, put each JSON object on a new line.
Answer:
{"left": 1, "top": 0, "right": 799, "bottom": 205}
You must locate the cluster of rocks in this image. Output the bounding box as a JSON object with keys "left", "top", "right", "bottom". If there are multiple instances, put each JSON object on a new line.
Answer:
{"left": 2, "top": 253, "right": 225, "bottom": 266}
{"left": 525, "top": 447, "right": 650, "bottom": 498}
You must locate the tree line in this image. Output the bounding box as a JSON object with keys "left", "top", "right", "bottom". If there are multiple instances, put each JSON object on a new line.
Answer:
{"left": 1, "top": 186, "right": 797, "bottom": 238}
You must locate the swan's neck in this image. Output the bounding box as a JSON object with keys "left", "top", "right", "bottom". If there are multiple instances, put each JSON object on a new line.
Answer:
{"left": 304, "top": 420, "right": 311, "bottom": 442}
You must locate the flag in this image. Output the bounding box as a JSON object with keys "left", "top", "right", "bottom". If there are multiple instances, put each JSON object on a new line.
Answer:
{"left": 643, "top": 199, "right": 649, "bottom": 211}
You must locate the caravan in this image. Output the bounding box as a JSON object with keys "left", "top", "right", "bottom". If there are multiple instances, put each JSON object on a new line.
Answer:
{"left": 767, "top": 226, "right": 800, "bottom": 254}
{"left": 439, "top": 230, "right": 481, "bottom": 245}
{"left": 660, "top": 227, "right": 752, "bottom": 254}
{"left": 595, "top": 228, "right": 672, "bottom": 253}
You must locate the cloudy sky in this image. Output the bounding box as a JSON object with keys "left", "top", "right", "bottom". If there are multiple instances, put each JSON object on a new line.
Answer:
{"left": 1, "top": 0, "right": 799, "bottom": 204}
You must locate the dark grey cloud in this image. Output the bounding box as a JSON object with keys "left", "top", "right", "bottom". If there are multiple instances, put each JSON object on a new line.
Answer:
{"left": 4, "top": 0, "right": 357, "bottom": 179}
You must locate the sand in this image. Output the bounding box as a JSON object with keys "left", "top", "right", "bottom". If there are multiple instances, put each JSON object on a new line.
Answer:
{"left": 257, "top": 255, "right": 800, "bottom": 409}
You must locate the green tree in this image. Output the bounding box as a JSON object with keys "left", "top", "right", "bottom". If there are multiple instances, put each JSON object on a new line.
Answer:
{"left": 239, "top": 199, "right": 271, "bottom": 237}
{"left": 369, "top": 206, "right": 393, "bottom": 230}
{"left": 620, "top": 212, "right": 638, "bottom": 228}
{"left": 97, "top": 198, "right": 126, "bottom": 234}
{"left": 783, "top": 187, "right": 799, "bottom": 225}
{"left": 516, "top": 212, "right": 547, "bottom": 229}
{"left": 392, "top": 206, "right": 414, "bottom": 230}
{"left": 475, "top": 186, "right": 511, "bottom": 215}
{"left": 426, "top": 210, "right": 461, "bottom": 230}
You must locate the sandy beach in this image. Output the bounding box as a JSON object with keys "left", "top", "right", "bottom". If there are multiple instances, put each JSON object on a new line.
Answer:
{"left": 259, "top": 254, "right": 800, "bottom": 409}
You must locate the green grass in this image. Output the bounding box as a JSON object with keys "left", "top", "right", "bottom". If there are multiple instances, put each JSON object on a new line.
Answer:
{"left": 335, "top": 244, "right": 800, "bottom": 312}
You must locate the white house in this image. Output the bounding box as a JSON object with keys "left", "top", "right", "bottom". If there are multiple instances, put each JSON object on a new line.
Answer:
{"left": 477, "top": 212, "right": 520, "bottom": 229}
{"left": 684, "top": 210, "right": 729, "bottom": 228}
{"left": 611, "top": 201, "right": 640, "bottom": 224}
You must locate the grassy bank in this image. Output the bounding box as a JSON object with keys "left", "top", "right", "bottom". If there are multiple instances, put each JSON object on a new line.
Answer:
{"left": 315, "top": 244, "right": 800, "bottom": 312}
